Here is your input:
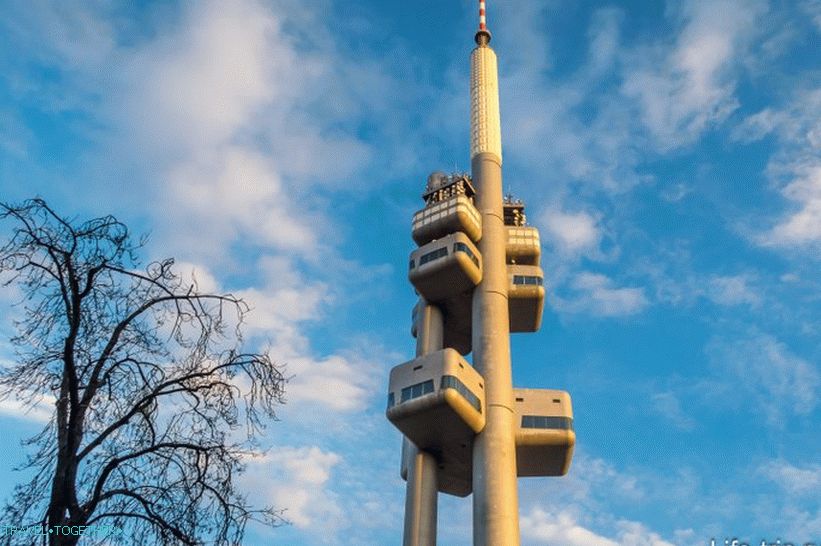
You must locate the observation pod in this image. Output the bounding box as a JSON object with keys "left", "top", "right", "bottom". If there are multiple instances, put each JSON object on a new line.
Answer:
{"left": 413, "top": 172, "right": 482, "bottom": 245}
{"left": 409, "top": 232, "right": 482, "bottom": 303}
{"left": 513, "top": 388, "right": 575, "bottom": 476}
{"left": 506, "top": 225, "right": 541, "bottom": 265}
{"left": 507, "top": 264, "right": 545, "bottom": 332}
{"left": 387, "top": 348, "right": 486, "bottom": 496}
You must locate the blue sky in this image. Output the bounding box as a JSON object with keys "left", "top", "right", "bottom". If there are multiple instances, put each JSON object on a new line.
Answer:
{"left": 1, "top": 0, "right": 820, "bottom": 544}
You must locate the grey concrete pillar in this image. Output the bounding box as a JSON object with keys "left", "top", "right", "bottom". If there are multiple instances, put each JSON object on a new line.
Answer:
{"left": 470, "top": 35, "right": 521, "bottom": 546}
{"left": 402, "top": 299, "right": 442, "bottom": 546}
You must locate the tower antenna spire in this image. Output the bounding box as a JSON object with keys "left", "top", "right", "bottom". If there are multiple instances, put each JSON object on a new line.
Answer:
{"left": 476, "top": 0, "right": 492, "bottom": 45}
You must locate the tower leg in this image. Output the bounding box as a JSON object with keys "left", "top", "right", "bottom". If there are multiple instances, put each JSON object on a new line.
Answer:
{"left": 471, "top": 153, "right": 520, "bottom": 546}
{"left": 401, "top": 300, "right": 443, "bottom": 546}
{"left": 403, "top": 447, "right": 438, "bottom": 546}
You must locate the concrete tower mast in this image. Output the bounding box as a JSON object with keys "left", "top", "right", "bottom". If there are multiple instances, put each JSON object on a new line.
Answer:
{"left": 469, "top": 2, "right": 520, "bottom": 543}
{"left": 386, "top": 3, "right": 576, "bottom": 545}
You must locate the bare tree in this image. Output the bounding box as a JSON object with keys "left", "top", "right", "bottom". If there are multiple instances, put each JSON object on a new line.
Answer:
{"left": 0, "top": 199, "right": 287, "bottom": 546}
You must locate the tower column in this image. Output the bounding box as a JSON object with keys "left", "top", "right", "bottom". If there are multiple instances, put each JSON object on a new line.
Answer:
{"left": 403, "top": 447, "right": 438, "bottom": 546}
{"left": 470, "top": 27, "right": 521, "bottom": 546}
{"left": 402, "top": 299, "right": 442, "bottom": 546}
{"left": 471, "top": 153, "right": 520, "bottom": 546}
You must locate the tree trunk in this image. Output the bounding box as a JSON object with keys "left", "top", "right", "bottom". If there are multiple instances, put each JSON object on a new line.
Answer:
{"left": 47, "top": 377, "right": 83, "bottom": 546}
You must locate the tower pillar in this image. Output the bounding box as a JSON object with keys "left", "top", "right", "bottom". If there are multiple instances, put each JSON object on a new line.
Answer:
{"left": 471, "top": 153, "right": 520, "bottom": 546}
{"left": 470, "top": 29, "right": 521, "bottom": 546}
{"left": 402, "top": 299, "right": 442, "bottom": 546}
{"left": 403, "top": 448, "right": 438, "bottom": 546}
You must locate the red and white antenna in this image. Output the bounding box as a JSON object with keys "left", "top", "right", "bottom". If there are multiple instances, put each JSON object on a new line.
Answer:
{"left": 476, "top": 0, "right": 492, "bottom": 44}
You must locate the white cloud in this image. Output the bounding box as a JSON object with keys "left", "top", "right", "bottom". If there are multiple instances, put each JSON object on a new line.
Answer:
{"left": 7, "top": 0, "right": 376, "bottom": 266}
{"left": 235, "top": 270, "right": 380, "bottom": 414}
{"left": 242, "top": 446, "right": 343, "bottom": 530}
{"left": 615, "top": 520, "right": 678, "bottom": 546}
{"left": 520, "top": 454, "right": 646, "bottom": 520}
{"left": 2, "top": 2, "right": 117, "bottom": 73}
{"left": 238, "top": 284, "right": 326, "bottom": 342}
{"left": 110, "top": 0, "right": 335, "bottom": 261}
{"left": 521, "top": 508, "right": 619, "bottom": 546}
{"left": 271, "top": 446, "right": 340, "bottom": 486}
{"left": 556, "top": 272, "right": 649, "bottom": 317}
{"left": 802, "top": 0, "right": 821, "bottom": 31}
{"left": 731, "top": 107, "right": 784, "bottom": 143}
{"left": 521, "top": 508, "right": 677, "bottom": 546}
{"left": 483, "top": 0, "right": 774, "bottom": 325}
{"left": 160, "top": 147, "right": 320, "bottom": 259}
{"left": 759, "top": 459, "right": 821, "bottom": 496}
{"left": 519, "top": 454, "right": 683, "bottom": 546}
{"left": 735, "top": 89, "right": 821, "bottom": 148}
{"left": 651, "top": 391, "right": 697, "bottom": 430}
{"left": 706, "top": 333, "right": 820, "bottom": 424}
{"left": 470, "top": 0, "right": 768, "bottom": 209}
{"left": 586, "top": 8, "right": 623, "bottom": 76}
{"left": 571, "top": 456, "right": 645, "bottom": 503}
{"left": 540, "top": 208, "right": 602, "bottom": 255}
{"left": 0, "top": 350, "right": 55, "bottom": 423}
{"left": 159, "top": 260, "right": 378, "bottom": 414}
{"left": 752, "top": 457, "right": 821, "bottom": 537}
{"left": 660, "top": 182, "right": 692, "bottom": 203}
{"left": 706, "top": 275, "right": 761, "bottom": 306}
{"left": 763, "top": 162, "right": 821, "bottom": 247}
{"left": 237, "top": 300, "right": 379, "bottom": 414}
{"left": 621, "top": 0, "right": 766, "bottom": 149}
{"left": 0, "top": 394, "right": 55, "bottom": 424}
{"left": 733, "top": 88, "right": 821, "bottom": 250}
{"left": 0, "top": 109, "right": 32, "bottom": 158}
{"left": 284, "top": 352, "right": 378, "bottom": 412}
{"left": 119, "top": 0, "right": 290, "bottom": 155}
{"left": 171, "top": 261, "right": 221, "bottom": 293}
{"left": 492, "top": 5, "right": 649, "bottom": 192}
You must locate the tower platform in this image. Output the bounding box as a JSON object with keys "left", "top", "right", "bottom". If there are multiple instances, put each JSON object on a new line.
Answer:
{"left": 387, "top": 349, "right": 485, "bottom": 496}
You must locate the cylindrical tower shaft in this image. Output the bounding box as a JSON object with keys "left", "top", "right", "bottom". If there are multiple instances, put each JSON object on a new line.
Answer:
{"left": 403, "top": 447, "right": 438, "bottom": 546}
{"left": 415, "top": 301, "right": 444, "bottom": 356}
{"left": 402, "top": 300, "right": 442, "bottom": 546}
{"left": 470, "top": 6, "right": 521, "bottom": 545}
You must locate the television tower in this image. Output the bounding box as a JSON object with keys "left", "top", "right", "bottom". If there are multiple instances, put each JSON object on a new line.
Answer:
{"left": 386, "top": 2, "right": 575, "bottom": 545}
